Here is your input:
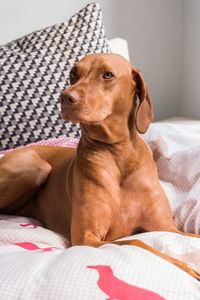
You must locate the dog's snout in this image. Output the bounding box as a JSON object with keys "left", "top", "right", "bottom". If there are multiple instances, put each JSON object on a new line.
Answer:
{"left": 60, "top": 90, "right": 80, "bottom": 105}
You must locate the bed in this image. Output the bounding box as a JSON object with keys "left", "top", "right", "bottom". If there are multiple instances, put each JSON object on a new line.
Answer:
{"left": 1, "top": 3, "right": 200, "bottom": 299}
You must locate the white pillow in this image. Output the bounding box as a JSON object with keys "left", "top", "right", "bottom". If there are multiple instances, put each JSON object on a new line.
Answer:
{"left": 108, "top": 38, "right": 130, "bottom": 61}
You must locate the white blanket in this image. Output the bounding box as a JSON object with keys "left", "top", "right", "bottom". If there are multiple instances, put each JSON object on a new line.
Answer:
{"left": 144, "top": 123, "right": 200, "bottom": 234}
{"left": 0, "top": 215, "right": 200, "bottom": 300}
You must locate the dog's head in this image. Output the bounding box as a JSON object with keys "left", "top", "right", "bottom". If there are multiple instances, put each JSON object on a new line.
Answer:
{"left": 60, "top": 53, "right": 153, "bottom": 136}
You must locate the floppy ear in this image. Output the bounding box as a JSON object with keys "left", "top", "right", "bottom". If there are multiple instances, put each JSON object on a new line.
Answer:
{"left": 132, "top": 67, "right": 154, "bottom": 134}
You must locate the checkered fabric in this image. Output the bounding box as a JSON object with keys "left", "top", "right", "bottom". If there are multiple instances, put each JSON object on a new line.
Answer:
{"left": 0, "top": 2, "right": 110, "bottom": 150}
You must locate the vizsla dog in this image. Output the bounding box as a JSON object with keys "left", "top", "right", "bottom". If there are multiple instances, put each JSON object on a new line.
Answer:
{"left": 0, "top": 53, "right": 199, "bottom": 279}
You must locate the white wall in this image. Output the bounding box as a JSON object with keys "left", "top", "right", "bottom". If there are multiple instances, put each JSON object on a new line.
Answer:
{"left": 180, "top": 0, "right": 200, "bottom": 119}
{"left": 104, "top": 0, "right": 182, "bottom": 121}
{"left": 1, "top": 0, "right": 199, "bottom": 121}
{"left": 0, "top": 0, "right": 93, "bottom": 44}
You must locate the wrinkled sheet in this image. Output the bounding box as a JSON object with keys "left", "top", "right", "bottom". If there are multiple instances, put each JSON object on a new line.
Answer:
{"left": 144, "top": 123, "right": 200, "bottom": 234}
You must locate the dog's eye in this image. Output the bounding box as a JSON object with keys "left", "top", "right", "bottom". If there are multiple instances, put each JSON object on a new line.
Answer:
{"left": 70, "top": 68, "right": 77, "bottom": 84}
{"left": 102, "top": 71, "right": 114, "bottom": 80}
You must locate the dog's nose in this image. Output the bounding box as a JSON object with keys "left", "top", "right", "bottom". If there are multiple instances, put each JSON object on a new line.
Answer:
{"left": 60, "top": 90, "right": 80, "bottom": 104}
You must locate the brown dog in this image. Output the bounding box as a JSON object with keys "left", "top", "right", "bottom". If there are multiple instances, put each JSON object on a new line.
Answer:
{"left": 0, "top": 53, "right": 199, "bottom": 279}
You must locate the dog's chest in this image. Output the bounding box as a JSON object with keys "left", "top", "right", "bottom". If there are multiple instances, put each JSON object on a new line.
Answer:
{"left": 104, "top": 170, "right": 147, "bottom": 239}
{"left": 87, "top": 151, "right": 153, "bottom": 238}
{"left": 121, "top": 174, "right": 145, "bottom": 222}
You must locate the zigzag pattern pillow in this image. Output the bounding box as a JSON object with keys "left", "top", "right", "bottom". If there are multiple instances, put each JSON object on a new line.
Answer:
{"left": 0, "top": 3, "right": 110, "bottom": 150}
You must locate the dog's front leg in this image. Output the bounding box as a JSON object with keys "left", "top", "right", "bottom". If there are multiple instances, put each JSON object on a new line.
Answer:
{"left": 70, "top": 196, "right": 112, "bottom": 247}
{"left": 70, "top": 203, "right": 200, "bottom": 280}
{"left": 71, "top": 219, "right": 200, "bottom": 281}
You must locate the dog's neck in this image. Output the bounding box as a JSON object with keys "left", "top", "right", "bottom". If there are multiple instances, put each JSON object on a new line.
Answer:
{"left": 78, "top": 115, "right": 149, "bottom": 177}
{"left": 78, "top": 123, "right": 149, "bottom": 182}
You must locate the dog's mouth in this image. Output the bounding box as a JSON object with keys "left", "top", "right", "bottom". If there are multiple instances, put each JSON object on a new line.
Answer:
{"left": 61, "top": 104, "right": 111, "bottom": 126}
{"left": 62, "top": 111, "right": 104, "bottom": 125}
{"left": 61, "top": 109, "right": 104, "bottom": 125}
{"left": 86, "top": 120, "right": 103, "bottom": 125}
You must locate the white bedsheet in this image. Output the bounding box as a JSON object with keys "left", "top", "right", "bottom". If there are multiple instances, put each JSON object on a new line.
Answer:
{"left": 144, "top": 123, "right": 200, "bottom": 235}
{"left": 0, "top": 215, "right": 200, "bottom": 300}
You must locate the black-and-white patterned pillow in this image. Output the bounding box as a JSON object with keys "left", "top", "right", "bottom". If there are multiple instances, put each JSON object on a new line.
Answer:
{"left": 0, "top": 3, "right": 110, "bottom": 150}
